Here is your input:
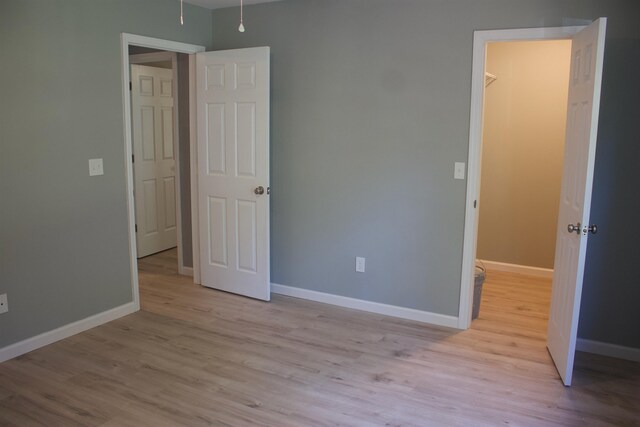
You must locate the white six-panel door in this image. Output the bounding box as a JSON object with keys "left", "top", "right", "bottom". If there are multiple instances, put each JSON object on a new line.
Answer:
{"left": 196, "top": 47, "right": 270, "bottom": 301}
{"left": 547, "top": 18, "right": 607, "bottom": 386}
{"left": 131, "top": 65, "right": 178, "bottom": 258}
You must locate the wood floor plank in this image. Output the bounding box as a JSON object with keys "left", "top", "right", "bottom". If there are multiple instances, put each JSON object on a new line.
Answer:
{"left": 0, "top": 249, "right": 638, "bottom": 426}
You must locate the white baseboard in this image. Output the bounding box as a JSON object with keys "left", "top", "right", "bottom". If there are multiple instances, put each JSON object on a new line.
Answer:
{"left": 179, "top": 266, "right": 194, "bottom": 277}
{"left": 576, "top": 338, "right": 640, "bottom": 363}
{"left": 271, "top": 283, "right": 459, "bottom": 329}
{"left": 0, "top": 302, "right": 138, "bottom": 363}
{"left": 478, "top": 259, "right": 553, "bottom": 279}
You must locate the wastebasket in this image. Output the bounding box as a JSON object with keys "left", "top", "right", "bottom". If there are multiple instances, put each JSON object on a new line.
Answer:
{"left": 472, "top": 264, "right": 486, "bottom": 320}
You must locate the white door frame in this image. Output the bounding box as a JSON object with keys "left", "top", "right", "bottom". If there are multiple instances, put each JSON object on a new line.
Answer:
{"left": 457, "top": 25, "right": 584, "bottom": 329}
{"left": 120, "top": 33, "right": 205, "bottom": 309}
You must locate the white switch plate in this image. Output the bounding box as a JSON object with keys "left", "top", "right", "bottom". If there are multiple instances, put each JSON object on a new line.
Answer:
{"left": 355, "top": 257, "right": 366, "bottom": 273}
{"left": 89, "top": 158, "right": 104, "bottom": 176}
{"left": 454, "top": 162, "right": 466, "bottom": 180}
{"left": 0, "top": 294, "right": 8, "bottom": 314}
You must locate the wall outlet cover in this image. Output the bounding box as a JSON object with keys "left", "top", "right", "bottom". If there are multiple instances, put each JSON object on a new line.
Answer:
{"left": 89, "top": 158, "right": 104, "bottom": 176}
{"left": 355, "top": 257, "right": 366, "bottom": 273}
{"left": 0, "top": 294, "right": 7, "bottom": 314}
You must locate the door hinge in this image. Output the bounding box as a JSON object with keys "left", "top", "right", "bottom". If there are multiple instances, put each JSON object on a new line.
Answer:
{"left": 132, "top": 154, "right": 134, "bottom": 163}
{"left": 129, "top": 81, "right": 132, "bottom": 91}
{"left": 135, "top": 224, "right": 138, "bottom": 232}
{"left": 474, "top": 200, "right": 477, "bottom": 208}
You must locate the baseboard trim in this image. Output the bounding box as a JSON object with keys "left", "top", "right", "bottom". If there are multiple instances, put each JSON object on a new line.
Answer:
{"left": 478, "top": 259, "right": 554, "bottom": 278}
{"left": 0, "top": 302, "right": 138, "bottom": 363}
{"left": 179, "top": 266, "right": 194, "bottom": 277}
{"left": 576, "top": 338, "right": 640, "bottom": 363}
{"left": 271, "top": 283, "right": 459, "bottom": 329}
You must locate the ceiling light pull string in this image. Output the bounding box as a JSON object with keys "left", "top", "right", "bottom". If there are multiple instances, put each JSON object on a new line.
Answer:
{"left": 180, "top": 0, "right": 184, "bottom": 26}
{"left": 239, "top": 0, "right": 245, "bottom": 32}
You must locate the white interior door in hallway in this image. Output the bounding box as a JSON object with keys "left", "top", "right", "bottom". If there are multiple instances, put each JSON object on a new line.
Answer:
{"left": 196, "top": 47, "right": 271, "bottom": 301}
{"left": 131, "top": 64, "right": 178, "bottom": 258}
{"left": 547, "top": 17, "right": 607, "bottom": 386}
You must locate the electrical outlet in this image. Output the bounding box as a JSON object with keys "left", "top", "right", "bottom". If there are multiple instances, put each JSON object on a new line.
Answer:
{"left": 89, "top": 158, "right": 104, "bottom": 176}
{"left": 0, "top": 294, "right": 8, "bottom": 314}
{"left": 355, "top": 257, "right": 366, "bottom": 273}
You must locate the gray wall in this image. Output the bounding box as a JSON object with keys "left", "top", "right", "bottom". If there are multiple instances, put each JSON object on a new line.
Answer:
{"left": 212, "top": 0, "right": 640, "bottom": 348}
{"left": 0, "top": 0, "right": 212, "bottom": 348}
{"left": 578, "top": 37, "right": 640, "bottom": 349}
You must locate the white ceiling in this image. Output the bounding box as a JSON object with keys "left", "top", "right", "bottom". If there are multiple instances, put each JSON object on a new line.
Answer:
{"left": 184, "top": 0, "right": 281, "bottom": 10}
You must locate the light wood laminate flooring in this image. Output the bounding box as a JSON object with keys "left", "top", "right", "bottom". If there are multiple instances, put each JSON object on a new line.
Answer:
{"left": 0, "top": 249, "right": 638, "bottom": 426}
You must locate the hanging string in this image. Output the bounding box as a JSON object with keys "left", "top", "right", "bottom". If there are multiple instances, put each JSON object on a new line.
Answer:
{"left": 180, "top": 0, "right": 184, "bottom": 26}
{"left": 238, "top": 0, "right": 245, "bottom": 32}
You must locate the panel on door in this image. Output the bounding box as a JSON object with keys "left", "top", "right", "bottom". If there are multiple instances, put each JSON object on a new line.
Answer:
{"left": 547, "top": 18, "right": 607, "bottom": 386}
{"left": 131, "top": 64, "right": 178, "bottom": 258}
{"left": 196, "top": 48, "right": 270, "bottom": 301}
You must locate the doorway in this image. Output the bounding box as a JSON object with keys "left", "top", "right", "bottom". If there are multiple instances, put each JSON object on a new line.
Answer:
{"left": 121, "top": 34, "right": 273, "bottom": 308}
{"left": 458, "top": 26, "right": 584, "bottom": 329}
{"left": 458, "top": 26, "right": 583, "bottom": 330}
{"left": 459, "top": 20, "right": 608, "bottom": 386}
{"left": 120, "top": 34, "right": 205, "bottom": 309}
{"left": 473, "top": 40, "right": 572, "bottom": 332}
{"left": 129, "top": 50, "right": 181, "bottom": 261}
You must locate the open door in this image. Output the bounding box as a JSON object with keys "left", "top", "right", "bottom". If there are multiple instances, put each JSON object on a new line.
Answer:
{"left": 131, "top": 64, "right": 178, "bottom": 258}
{"left": 547, "top": 18, "right": 607, "bottom": 386}
{"left": 195, "top": 47, "right": 271, "bottom": 301}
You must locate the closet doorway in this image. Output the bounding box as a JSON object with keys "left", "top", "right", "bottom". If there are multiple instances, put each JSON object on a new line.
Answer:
{"left": 476, "top": 39, "right": 572, "bottom": 291}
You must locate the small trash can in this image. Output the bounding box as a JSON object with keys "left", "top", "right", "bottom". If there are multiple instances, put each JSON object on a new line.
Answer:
{"left": 472, "top": 264, "right": 486, "bottom": 320}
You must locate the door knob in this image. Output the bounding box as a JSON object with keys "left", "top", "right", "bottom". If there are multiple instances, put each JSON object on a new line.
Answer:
{"left": 254, "top": 186, "right": 265, "bottom": 195}
{"left": 584, "top": 224, "right": 597, "bottom": 235}
{"left": 567, "top": 223, "right": 581, "bottom": 234}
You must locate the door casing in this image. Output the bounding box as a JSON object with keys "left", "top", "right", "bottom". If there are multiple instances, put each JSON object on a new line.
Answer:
{"left": 120, "top": 33, "right": 205, "bottom": 310}
{"left": 458, "top": 25, "right": 584, "bottom": 329}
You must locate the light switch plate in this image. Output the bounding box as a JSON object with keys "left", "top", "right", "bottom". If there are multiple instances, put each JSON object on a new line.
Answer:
{"left": 355, "top": 257, "right": 366, "bottom": 273}
{"left": 89, "top": 158, "right": 104, "bottom": 176}
{"left": 454, "top": 162, "right": 466, "bottom": 180}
